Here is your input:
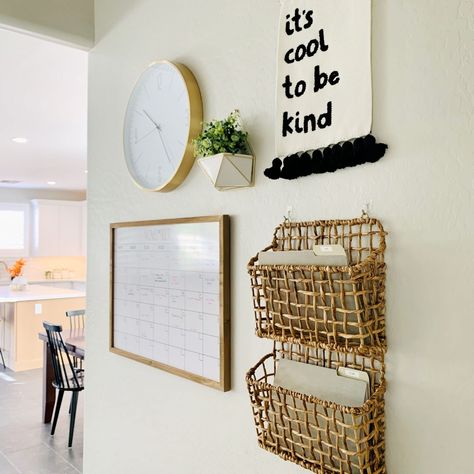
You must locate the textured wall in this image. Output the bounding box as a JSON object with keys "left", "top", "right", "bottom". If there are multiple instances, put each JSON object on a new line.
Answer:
{"left": 85, "top": 1, "right": 474, "bottom": 472}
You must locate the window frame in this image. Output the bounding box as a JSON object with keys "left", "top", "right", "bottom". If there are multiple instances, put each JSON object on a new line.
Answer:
{"left": 0, "top": 202, "right": 30, "bottom": 257}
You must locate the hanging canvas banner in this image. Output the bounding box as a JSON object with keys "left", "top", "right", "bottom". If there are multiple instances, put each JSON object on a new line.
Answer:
{"left": 266, "top": 0, "right": 387, "bottom": 180}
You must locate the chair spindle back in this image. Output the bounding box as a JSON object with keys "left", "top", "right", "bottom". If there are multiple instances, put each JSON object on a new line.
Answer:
{"left": 43, "top": 322, "right": 81, "bottom": 390}
{"left": 66, "top": 309, "right": 85, "bottom": 332}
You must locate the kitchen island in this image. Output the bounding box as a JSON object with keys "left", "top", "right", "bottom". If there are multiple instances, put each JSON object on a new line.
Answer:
{"left": 0, "top": 285, "right": 86, "bottom": 371}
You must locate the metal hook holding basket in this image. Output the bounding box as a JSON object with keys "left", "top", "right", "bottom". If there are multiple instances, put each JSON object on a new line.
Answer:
{"left": 283, "top": 206, "right": 293, "bottom": 225}
{"left": 361, "top": 202, "right": 371, "bottom": 219}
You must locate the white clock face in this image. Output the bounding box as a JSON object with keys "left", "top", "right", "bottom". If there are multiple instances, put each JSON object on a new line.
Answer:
{"left": 123, "top": 62, "right": 193, "bottom": 191}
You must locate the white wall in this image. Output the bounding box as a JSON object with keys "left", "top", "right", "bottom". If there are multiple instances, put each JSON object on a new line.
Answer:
{"left": 85, "top": 1, "right": 474, "bottom": 473}
{"left": 0, "top": 0, "right": 94, "bottom": 49}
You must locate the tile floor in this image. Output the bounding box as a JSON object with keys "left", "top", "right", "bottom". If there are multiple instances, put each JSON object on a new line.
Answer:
{"left": 0, "top": 369, "right": 83, "bottom": 473}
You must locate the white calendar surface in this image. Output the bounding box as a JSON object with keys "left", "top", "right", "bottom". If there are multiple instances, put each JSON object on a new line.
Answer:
{"left": 111, "top": 217, "right": 229, "bottom": 390}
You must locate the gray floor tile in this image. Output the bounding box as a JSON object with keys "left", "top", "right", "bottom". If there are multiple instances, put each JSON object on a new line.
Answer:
{"left": 5, "top": 445, "right": 79, "bottom": 474}
{"left": 0, "top": 425, "right": 47, "bottom": 454}
{"left": 0, "top": 368, "right": 83, "bottom": 473}
{"left": 0, "top": 452, "right": 20, "bottom": 473}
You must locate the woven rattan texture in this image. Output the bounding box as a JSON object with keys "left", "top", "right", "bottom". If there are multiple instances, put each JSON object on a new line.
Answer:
{"left": 246, "top": 344, "right": 386, "bottom": 474}
{"left": 248, "top": 218, "right": 386, "bottom": 353}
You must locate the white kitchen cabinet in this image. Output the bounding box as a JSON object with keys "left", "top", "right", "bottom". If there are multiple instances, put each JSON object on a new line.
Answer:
{"left": 31, "top": 200, "right": 86, "bottom": 257}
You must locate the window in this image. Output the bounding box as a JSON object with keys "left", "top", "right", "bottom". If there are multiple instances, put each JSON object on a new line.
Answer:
{"left": 0, "top": 203, "right": 29, "bottom": 257}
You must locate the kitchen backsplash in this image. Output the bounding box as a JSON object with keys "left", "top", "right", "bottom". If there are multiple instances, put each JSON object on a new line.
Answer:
{"left": 0, "top": 256, "right": 86, "bottom": 282}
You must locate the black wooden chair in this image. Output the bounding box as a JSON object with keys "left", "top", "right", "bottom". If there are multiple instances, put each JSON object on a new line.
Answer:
{"left": 66, "top": 309, "right": 85, "bottom": 371}
{"left": 43, "top": 322, "right": 84, "bottom": 448}
{"left": 65, "top": 309, "right": 85, "bottom": 332}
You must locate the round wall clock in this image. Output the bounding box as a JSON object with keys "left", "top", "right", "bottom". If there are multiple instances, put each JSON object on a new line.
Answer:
{"left": 123, "top": 61, "right": 203, "bottom": 192}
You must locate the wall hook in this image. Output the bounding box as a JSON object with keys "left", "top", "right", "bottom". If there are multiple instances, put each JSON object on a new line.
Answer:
{"left": 283, "top": 205, "right": 293, "bottom": 224}
{"left": 361, "top": 202, "right": 370, "bottom": 219}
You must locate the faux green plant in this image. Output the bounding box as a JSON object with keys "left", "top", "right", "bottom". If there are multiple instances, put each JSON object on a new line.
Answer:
{"left": 193, "top": 110, "right": 250, "bottom": 157}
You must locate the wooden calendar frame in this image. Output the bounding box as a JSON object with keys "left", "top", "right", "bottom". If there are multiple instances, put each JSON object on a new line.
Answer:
{"left": 109, "top": 215, "right": 230, "bottom": 391}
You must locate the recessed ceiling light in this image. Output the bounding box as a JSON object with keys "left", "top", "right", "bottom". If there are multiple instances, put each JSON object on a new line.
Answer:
{"left": 47, "top": 181, "right": 56, "bottom": 185}
{"left": 84, "top": 170, "right": 88, "bottom": 174}
{"left": 11, "top": 137, "right": 28, "bottom": 144}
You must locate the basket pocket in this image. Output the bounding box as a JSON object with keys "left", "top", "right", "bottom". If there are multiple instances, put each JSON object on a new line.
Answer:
{"left": 246, "top": 346, "right": 386, "bottom": 474}
{"left": 248, "top": 218, "right": 386, "bottom": 351}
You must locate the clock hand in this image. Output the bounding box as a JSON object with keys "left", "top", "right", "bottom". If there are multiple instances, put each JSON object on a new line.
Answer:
{"left": 156, "top": 128, "right": 172, "bottom": 165}
{"left": 142, "top": 109, "right": 160, "bottom": 130}
{"left": 135, "top": 127, "right": 157, "bottom": 144}
{"left": 142, "top": 109, "right": 172, "bottom": 165}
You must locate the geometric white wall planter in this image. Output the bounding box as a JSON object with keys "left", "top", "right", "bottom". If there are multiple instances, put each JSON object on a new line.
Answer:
{"left": 197, "top": 153, "right": 255, "bottom": 191}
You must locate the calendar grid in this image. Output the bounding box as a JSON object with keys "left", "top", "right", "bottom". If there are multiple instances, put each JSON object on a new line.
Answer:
{"left": 110, "top": 218, "right": 228, "bottom": 388}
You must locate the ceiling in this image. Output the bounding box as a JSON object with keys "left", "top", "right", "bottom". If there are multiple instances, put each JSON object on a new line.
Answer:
{"left": 0, "top": 28, "right": 87, "bottom": 191}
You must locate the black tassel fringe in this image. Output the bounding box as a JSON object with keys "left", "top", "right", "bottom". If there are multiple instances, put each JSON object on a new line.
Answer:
{"left": 264, "top": 135, "right": 388, "bottom": 180}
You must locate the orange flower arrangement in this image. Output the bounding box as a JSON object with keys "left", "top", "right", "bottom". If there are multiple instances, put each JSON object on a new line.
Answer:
{"left": 9, "top": 258, "right": 26, "bottom": 278}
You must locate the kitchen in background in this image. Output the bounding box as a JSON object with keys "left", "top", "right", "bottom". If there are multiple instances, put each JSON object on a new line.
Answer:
{"left": 0, "top": 197, "right": 87, "bottom": 372}
{"left": 0, "top": 199, "right": 87, "bottom": 290}
{"left": 0, "top": 28, "right": 88, "bottom": 373}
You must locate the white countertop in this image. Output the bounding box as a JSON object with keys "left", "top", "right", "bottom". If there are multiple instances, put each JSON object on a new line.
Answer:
{"left": 29, "top": 279, "right": 86, "bottom": 284}
{"left": 0, "top": 284, "right": 86, "bottom": 303}
{"left": 0, "top": 279, "right": 86, "bottom": 286}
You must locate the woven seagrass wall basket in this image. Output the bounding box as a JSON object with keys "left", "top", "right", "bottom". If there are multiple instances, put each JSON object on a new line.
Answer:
{"left": 246, "top": 217, "right": 387, "bottom": 473}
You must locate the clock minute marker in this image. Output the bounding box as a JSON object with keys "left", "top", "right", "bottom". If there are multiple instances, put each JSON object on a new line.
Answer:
{"left": 145, "top": 161, "right": 152, "bottom": 178}
{"left": 157, "top": 72, "right": 164, "bottom": 90}
{"left": 143, "top": 85, "right": 152, "bottom": 100}
{"left": 133, "top": 152, "right": 144, "bottom": 163}
{"left": 176, "top": 88, "right": 186, "bottom": 102}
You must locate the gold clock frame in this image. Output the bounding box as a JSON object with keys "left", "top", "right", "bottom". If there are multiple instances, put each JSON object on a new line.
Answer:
{"left": 123, "top": 60, "right": 203, "bottom": 192}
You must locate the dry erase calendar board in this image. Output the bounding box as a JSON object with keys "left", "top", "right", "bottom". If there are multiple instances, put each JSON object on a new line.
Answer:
{"left": 110, "top": 216, "right": 230, "bottom": 391}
